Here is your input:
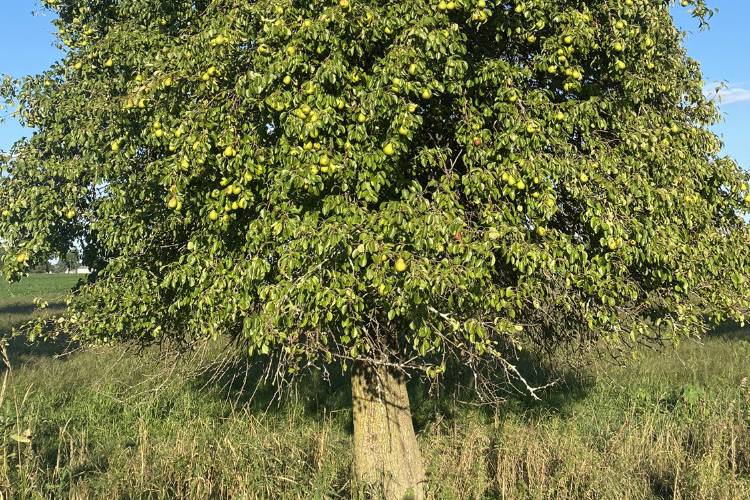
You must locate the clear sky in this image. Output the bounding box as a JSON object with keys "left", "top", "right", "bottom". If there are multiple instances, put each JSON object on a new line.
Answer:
{"left": 0, "top": 1, "right": 61, "bottom": 151}
{"left": 1, "top": 1, "right": 748, "bottom": 169}
{"left": 672, "top": 0, "right": 750, "bottom": 169}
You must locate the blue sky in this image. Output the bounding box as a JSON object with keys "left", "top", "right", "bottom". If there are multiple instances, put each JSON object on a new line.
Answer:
{"left": 672, "top": 1, "right": 750, "bottom": 169}
{"left": 0, "top": 1, "right": 61, "bottom": 151}
{"left": 1, "top": 1, "right": 748, "bottom": 169}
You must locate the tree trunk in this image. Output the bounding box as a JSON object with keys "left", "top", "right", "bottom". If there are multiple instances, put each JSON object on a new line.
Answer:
{"left": 351, "top": 362, "right": 426, "bottom": 499}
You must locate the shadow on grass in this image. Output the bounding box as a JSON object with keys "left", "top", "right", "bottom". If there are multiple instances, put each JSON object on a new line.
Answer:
{"left": 10, "top": 313, "right": 748, "bottom": 433}
{"left": 5, "top": 335, "right": 79, "bottom": 367}
{"left": 410, "top": 351, "right": 594, "bottom": 430}
{"left": 0, "top": 302, "right": 64, "bottom": 317}
{"left": 190, "top": 348, "right": 594, "bottom": 433}
{"left": 190, "top": 354, "right": 354, "bottom": 422}
{"left": 707, "top": 321, "right": 750, "bottom": 340}
{"left": 1, "top": 301, "right": 75, "bottom": 367}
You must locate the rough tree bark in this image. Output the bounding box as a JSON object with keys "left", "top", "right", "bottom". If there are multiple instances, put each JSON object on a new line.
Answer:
{"left": 351, "top": 362, "right": 426, "bottom": 499}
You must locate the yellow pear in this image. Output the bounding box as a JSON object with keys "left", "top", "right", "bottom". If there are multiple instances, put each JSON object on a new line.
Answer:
{"left": 394, "top": 257, "right": 407, "bottom": 272}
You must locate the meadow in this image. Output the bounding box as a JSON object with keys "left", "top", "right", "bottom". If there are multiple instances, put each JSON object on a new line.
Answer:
{"left": 2, "top": 274, "right": 749, "bottom": 498}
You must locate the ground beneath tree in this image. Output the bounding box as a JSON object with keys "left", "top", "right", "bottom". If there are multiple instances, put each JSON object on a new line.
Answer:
{"left": 2, "top": 276, "right": 749, "bottom": 498}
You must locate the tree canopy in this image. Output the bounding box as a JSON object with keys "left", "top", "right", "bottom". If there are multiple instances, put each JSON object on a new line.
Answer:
{"left": 2, "top": 0, "right": 749, "bottom": 387}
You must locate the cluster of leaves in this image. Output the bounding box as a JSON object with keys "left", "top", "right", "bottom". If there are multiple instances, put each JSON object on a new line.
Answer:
{"left": 1, "top": 0, "right": 749, "bottom": 384}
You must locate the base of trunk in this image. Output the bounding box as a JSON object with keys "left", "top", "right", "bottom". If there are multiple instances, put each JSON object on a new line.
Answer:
{"left": 351, "top": 363, "right": 426, "bottom": 500}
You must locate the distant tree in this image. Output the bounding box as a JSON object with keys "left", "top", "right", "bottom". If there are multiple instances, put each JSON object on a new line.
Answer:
{"left": 30, "top": 258, "right": 53, "bottom": 274}
{"left": 2, "top": 0, "right": 750, "bottom": 497}
{"left": 60, "top": 249, "right": 81, "bottom": 273}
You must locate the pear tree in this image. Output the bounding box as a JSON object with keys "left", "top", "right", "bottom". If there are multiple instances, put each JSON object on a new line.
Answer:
{"left": 3, "top": 0, "right": 750, "bottom": 497}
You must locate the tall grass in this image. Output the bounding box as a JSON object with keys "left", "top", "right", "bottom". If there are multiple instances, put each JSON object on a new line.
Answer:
{"left": 2, "top": 275, "right": 749, "bottom": 498}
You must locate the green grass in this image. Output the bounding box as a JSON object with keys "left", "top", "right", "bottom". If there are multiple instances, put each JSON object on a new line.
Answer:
{"left": 1, "top": 274, "right": 82, "bottom": 366}
{"left": 2, "top": 276, "right": 750, "bottom": 498}
{"left": 0, "top": 274, "right": 82, "bottom": 301}
{"left": 1, "top": 273, "right": 82, "bottom": 333}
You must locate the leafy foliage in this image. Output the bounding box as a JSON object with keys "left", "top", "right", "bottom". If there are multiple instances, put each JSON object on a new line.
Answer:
{"left": 1, "top": 0, "right": 749, "bottom": 385}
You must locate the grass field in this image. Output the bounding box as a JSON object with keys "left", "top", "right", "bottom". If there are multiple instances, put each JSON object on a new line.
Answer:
{"left": 1, "top": 273, "right": 82, "bottom": 334}
{"left": 2, "top": 275, "right": 750, "bottom": 498}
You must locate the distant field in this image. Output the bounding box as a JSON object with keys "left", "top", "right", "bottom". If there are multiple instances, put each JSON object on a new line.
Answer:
{"left": 1, "top": 274, "right": 81, "bottom": 346}
{"left": 0, "top": 274, "right": 82, "bottom": 368}
{"left": 1, "top": 274, "right": 750, "bottom": 498}
{"left": 0, "top": 273, "right": 81, "bottom": 302}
